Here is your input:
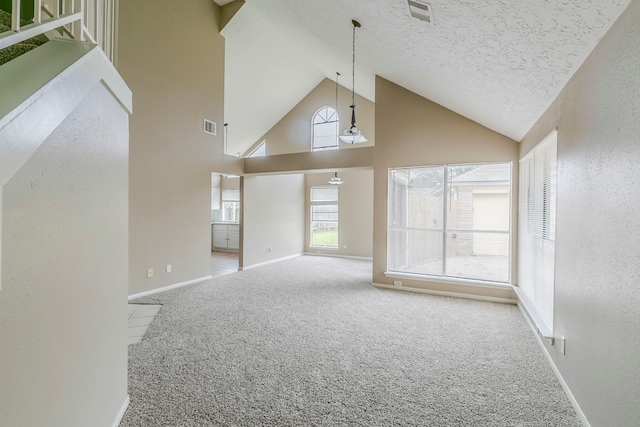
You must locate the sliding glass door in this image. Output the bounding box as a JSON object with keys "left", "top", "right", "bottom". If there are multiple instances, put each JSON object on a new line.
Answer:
{"left": 388, "top": 163, "right": 512, "bottom": 283}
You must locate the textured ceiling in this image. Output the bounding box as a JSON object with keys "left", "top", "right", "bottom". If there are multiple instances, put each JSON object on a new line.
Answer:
{"left": 217, "top": 0, "right": 632, "bottom": 156}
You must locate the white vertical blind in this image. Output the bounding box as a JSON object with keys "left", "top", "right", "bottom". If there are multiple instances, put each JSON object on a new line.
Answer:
{"left": 518, "top": 131, "right": 557, "bottom": 334}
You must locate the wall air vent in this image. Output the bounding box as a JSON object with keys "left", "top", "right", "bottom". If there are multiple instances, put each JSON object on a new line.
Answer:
{"left": 408, "top": 0, "right": 433, "bottom": 24}
{"left": 204, "top": 119, "right": 217, "bottom": 136}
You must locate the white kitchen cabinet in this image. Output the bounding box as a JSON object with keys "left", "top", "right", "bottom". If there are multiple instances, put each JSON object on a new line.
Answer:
{"left": 212, "top": 224, "right": 239, "bottom": 251}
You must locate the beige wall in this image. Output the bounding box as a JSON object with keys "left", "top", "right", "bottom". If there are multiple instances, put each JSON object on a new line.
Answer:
{"left": 221, "top": 175, "right": 240, "bottom": 191}
{"left": 255, "top": 78, "right": 375, "bottom": 156}
{"left": 241, "top": 174, "right": 305, "bottom": 268}
{"left": 372, "top": 77, "right": 519, "bottom": 300}
{"left": 305, "top": 170, "right": 373, "bottom": 258}
{"left": 244, "top": 147, "right": 374, "bottom": 175}
{"left": 118, "top": 0, "right": 242, "bottom": 295}
{"left": 0, "top": 84, "right": 129, "bottom": 426}
{"left": 520, "top": 1, "right": 640, "bottom": 424}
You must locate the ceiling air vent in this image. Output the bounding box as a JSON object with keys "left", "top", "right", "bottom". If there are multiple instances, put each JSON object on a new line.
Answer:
{"left": 203, "top": 119, "right": 217, "bottom": 136}
{"left": 408, "top": 0, "right": 433, "bottom": 24}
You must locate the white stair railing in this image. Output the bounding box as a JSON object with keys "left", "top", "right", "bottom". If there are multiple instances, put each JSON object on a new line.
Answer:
{"left": 0, "top": 0, "right": 118, "bottom": 63}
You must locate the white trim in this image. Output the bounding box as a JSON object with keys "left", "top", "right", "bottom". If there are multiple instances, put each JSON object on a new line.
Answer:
{"left": 517, "top": 304, "right": 591, "bottom": 427}
{"left": 128, "top": 276, "right": 211, "bottom": 300}
{"left": 240, "top": 254, "right": 302, "bottom": 271}
{"left": 112, "top": 395, "right": 129, "bottom": 427}
{"left": 384, "top": 271, "right": 512, "bottom": 290}
{"left": 304, "top": 252, "right": 372, "bottom": 261}
{"left": 0, "top": 12, "right": 83, "bottom": 49}
{"left": 514, "top": 286, "right": 553, "bottom": 339}
{"left": 373, "top": 282, "right": 517, "bottom": 304}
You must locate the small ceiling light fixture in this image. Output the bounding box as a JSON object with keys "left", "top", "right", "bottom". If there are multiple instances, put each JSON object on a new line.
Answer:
{"left": 328, "top": 172, "right": 344, "bottom": 185}
{"left": 339, "top": 19, "right": 367, "bottom": 144}
{"left": 408, "top": 0, "right": 433, "bottom": 24}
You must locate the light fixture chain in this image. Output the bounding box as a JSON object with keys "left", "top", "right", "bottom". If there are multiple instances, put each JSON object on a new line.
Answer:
{"left": 352, "top": 23, "right": 356, "bottom": 106}
{"left": 336, "top": 72, "right": 340, "bottom": 112}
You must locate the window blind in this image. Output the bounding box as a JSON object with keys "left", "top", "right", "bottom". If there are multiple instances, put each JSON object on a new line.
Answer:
{"left": 311, "top": 186, "right": 338, "bottom": 202}
{"left": 518, "top": 131, "right": 557, "bottom": 335}
{"left": 222, "top": 189, "right": 240, "bottom": 202}
{"left": 310, "top": 186, "right": 338, "bottom": 248}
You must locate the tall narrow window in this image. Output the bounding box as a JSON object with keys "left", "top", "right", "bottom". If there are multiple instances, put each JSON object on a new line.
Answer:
{"left": 388, "top": 163, "right": 512, "bottom": 283}
{"left": 312, "top": 107, "right": 339, "bottom": 151}
{"left": 518, "top": 131, "right": 557, "bottom": 335}
{"left": 310, "top": 186, "right": 338, "bottom": 248}
{"left": 221, "top": 189, "right": 240, "bottom": 222}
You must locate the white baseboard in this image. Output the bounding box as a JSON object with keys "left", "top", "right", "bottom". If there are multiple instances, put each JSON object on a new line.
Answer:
{"left": 372, "top": 282, "right": 517, "bottom": 304}
{"left": 384, "top": 270, "right": 513, "bottom": 291}
{"left": 240, "top": 253, "right": 302, "bottom": 271}
{"left": 128, "top": 276, "right": 212, "bottom": 300}
{"left": 517, "top": 304, "right": 590, "bottom": 426}
{"left": 304, "top": 252, "right": 373, "bottom": 261}
{"left": 112, "top": 395, "right": 130, "bottom": 427}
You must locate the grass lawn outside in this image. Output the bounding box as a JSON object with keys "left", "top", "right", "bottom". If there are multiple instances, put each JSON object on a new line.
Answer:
{"left": 311, "top": 230, "right": 338, "bottom": 248}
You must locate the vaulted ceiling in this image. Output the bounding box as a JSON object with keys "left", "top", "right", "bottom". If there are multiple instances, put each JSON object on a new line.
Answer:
{"left": 215, "top": 0, "right": 632, "bottom": 157}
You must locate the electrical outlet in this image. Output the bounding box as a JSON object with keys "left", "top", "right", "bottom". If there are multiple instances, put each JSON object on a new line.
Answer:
{"left": 393, "top": 280, "right": 402, "bottom": 287}
{"left": 147, "top": 268, "right": 153, "bottom": 278}
{"left": 559, "top": 335, "right": 566, "bottom": 355}
{"left": 166, "top": 264, "right": 172, "bottom": 273}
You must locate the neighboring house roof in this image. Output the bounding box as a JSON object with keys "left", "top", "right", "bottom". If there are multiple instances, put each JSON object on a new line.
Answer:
{"left": 452, "top": 163, "right": 511, "bottom": 185}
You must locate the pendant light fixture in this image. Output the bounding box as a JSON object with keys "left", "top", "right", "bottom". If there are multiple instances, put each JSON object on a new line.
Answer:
{"left": 328, "top": 172, "right": 344, "bottom": 185}
{"left": 335, "top": 71, "right": 341, "bottom": 147}
{"left": 339, "top": 19, "right": 367, "bottom": 144}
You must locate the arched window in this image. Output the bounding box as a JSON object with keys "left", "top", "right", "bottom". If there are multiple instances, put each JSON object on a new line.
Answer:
{"left": 312, "top": 107, "right": 339, "bottom": 151}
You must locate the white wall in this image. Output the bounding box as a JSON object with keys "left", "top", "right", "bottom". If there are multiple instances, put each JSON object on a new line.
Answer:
{"left": 242, "top": 174, "right": 305, "bottom": 268}
{"left": 519, "top": 0, "right": 640, "bottom": 424}
{"left": 0, "top": 83, "right": 129, "bottom": 426}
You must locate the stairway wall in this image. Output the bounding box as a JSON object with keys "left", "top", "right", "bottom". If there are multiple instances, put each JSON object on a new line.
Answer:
{"left": 0, "top": 82, "right": 129, "bottom": 427}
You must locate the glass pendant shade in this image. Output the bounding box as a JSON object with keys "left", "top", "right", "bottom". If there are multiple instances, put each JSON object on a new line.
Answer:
{"left": 328, "top": 172, "right": 344, "bottom": 185}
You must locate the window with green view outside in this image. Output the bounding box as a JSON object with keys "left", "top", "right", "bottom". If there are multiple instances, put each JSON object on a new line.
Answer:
{"left": 310, "top": 186, "right": 338, "bottom": 248}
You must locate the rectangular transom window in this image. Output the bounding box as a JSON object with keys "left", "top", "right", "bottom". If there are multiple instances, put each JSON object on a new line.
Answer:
{"left": 310, "top": 186, "right": 338, "bottom": 248}
{"left": 388, "top": 163, "right": 512, "bottom": 283}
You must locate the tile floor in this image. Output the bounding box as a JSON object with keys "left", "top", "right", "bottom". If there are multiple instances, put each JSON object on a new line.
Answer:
{"left": 128, "top": 251, "right": 239, "bottom": 345}
{"left": 127, "top": 304, "right": 162, "bottom": 345}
